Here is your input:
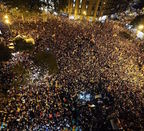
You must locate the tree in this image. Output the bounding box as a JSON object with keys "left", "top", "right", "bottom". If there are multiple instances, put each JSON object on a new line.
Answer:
{"left": 0, "top": 44, "right": 11, "bottom": 62}
{"left": 50, "top": 0, "right": 67, "bottom": 12}
{"left": 12, "top": 35, "right": 35, "bottom": 51}
{"left": 58, "top": 0, "right": 68, "bottom": 12}
{"left": 2, "top": 0, "right": 68, "bottom": 12}
{"left": 2, "top": 0, "right": 45, "bottom": 11}
{"left": 0, "top": 45, "right": 12, "bottom": 94}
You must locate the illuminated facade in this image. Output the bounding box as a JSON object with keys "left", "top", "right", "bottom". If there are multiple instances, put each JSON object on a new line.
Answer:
{"left": 66, "top": 0, "right": 129, "bottom": 20}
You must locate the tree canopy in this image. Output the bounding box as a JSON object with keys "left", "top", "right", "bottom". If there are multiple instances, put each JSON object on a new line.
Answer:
{"left": 12, "top": 35, "right": 35, "bottom": 51}
{"left": 2, "top": 0, "right": 68, "bottom": 12}
{"left": 2, "top": 0, "right": 46, "bottom": 10}
{"left": 0, "top": 44, "right": 11, "bottom": 62}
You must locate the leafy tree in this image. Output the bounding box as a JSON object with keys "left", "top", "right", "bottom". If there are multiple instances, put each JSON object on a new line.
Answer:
{"left": 49, "top": 0, "right": 67, "bottom": 12}
{"left": 0, "top": 44, "right": 11, "bottom": 62}
{"left": 58, "top": 0, "right": 68, "bottom": 12}
{"left": 12, "top": 35, "right": 35, "bottom": 51}
{"left": 2, "top": 0, "right": 45, "bottom": 11}
{"left": 2, "top": 0, "right": 68, "bottom": 12}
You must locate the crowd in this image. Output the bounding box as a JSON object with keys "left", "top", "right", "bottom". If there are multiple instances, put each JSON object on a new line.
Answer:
{"left": 0, "top": 13, "right": 144, "bottom": 130}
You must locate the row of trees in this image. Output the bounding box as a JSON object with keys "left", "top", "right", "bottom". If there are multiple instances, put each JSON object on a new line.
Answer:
{"left": 2, "top": 0, "right": 67, "bottom": 12}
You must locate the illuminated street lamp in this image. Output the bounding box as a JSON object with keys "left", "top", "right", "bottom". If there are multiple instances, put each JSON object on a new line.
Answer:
{"left": 3, "top": 14, "right": 11, "bottom": 25}
{"left": 5, "top": 19, "right": 10, "bottom": 25}
{"left": 83, "top": 11, "right": 87, "bottom": 16}
{"left": 3, "top": 14, "right": 11, "bottom": 35}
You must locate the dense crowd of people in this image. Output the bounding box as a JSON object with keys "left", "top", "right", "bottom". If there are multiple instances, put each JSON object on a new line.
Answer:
{"left": 0, "top": 13, "right": 144, "bottom": 130}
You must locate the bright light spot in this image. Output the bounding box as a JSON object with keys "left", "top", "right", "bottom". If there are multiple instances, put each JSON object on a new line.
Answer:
{"left": 47, "top": 48, "right": 50, "bottom": 51}
{"left": 44, "top": 8, "right": 48, "bottom": 13}
{"left": 25, "top": 38, "right": 35, "bottom": 45}
{"left": 129, "top": 13, "right": 133, "bottom": 16}
{"left": 53, "top": 12, "right": 58, "bottom": 16}
{"left": 79, "top": 92, "right": 91, "bottom": 101}
{"left": 88, "top": 104, "right": 95, "bottom": 108}
{"left": 99, "top": 15, "right": 107, "bottom": 23}
{"left": 0, "top": 30, "right": 2, "bottom": 35}
{"left": 138, "top": 25, "right": 144, "bottom": 30}
{"left": 69, "top": 15, "right": 75, "bottom": 20}
{"left": 5, "top": 19, "right": 10, "bottom": 24}
{"left": 12, "top": 52, "right": 20, "bottom": 56}
{"left": 137, "top": 31, "right": 144, "bottom": 39}
{"left": 83, "top": 11, "right": 87, "bottom": 16}
{"left": 9, "top": 43, "right": 14, "bottom": 46}
{"left": 4, "top": 14, "right": 8, "bottom": 19}
{"left": 9, "top": 46, "right": 14, "bottom": 49}
{"left": 126, "top": 24, "right": 133, "bottom": 30}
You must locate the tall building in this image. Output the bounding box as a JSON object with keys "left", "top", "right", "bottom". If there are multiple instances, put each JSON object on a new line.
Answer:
{"left": 66, "top": 0, "right": 130, "bottom": 20}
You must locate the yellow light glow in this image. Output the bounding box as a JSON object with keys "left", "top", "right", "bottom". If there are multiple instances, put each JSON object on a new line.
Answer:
{"left": 138, "top": 25, "right": 144, "bottom": 30}
{"left": 83, "top": 11, "right": 87, "bottom": 16}
{"left": 4, "top": 15, "right": 9, "bottom": 19}
{"left": 5, "top": 19, "right": 10, "bottom": 24}
{"left": 129, "top": 13, "right": 133, "bottom": 16}
{"left": 9, "top": 46, "right": 14, "bottom": 49}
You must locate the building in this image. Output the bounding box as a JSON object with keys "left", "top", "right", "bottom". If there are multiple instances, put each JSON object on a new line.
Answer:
{"left": 66, "top": 0, "right": 130, "bottom": 20}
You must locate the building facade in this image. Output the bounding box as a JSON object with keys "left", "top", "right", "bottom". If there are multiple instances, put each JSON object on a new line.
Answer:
{"left": 66, "top": 0, "right": 130, "bottom": 20}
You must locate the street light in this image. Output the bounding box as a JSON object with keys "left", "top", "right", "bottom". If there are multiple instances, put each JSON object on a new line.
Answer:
{"left": 3, "top": 14, "right": 11, "bottom": 35}
{"left": 3, "top": 14, "right": 11, "bottom": 25}
{"left": 83, "top": 11, "right": 87, "bottom": 16}
{"left": 5, "top": 19, "right": 10, "bottom": 25}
